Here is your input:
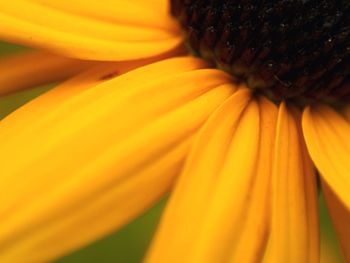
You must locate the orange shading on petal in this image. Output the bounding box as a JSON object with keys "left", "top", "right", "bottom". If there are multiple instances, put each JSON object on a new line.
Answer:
{"left": 0, "top": 0, "right": 182, "bottom": 60}
{"left": 0, "top": 51, "right": 95, "bottom": 96}
{"left": 302, "top": 105, "right": 350, "bottom": 211}
{"left": 146, "top": 89, "right": 276, "bottom": 263}
{"left": 264, "top": 103, "right": 319, "bottom": 263}
{"left": 322, "top": 181, "right": 350, "bottom": 262}
{"left": 0, "top": 58, "right": 234, "bottom": 262}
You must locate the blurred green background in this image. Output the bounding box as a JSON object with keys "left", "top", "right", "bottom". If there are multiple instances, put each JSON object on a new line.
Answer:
{"left": 0, "top": 41, "right": 345, "bottom": 262}
{"left": 0, "top": 41, "right": 166, "bottom": 263}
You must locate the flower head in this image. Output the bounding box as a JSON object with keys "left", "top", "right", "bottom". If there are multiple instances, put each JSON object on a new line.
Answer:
{"left": 0, "top": 0, "right": 349, "bottom": 262}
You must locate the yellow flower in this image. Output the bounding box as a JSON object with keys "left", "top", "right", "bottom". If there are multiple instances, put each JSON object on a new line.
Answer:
{"left": 0, "top": 0, "right": 349, "bottom": 262}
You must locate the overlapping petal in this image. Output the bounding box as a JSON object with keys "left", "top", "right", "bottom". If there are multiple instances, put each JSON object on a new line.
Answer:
{"left": 0, "top": 56, "right": 203, "bottom": 139}
{"left": 0, "top": 0, "right": 181, "bottom": 60}
{"left": 229, "top": 96, "right": 278, "bottom": 263}
{"left": 302, "top": 105, "right": 350, "bottom": 210}
{"left": 146, "top": 89, "right": 278, "bottom": 263}
{"left": 30, "top": 0, "right": 174, "bottom": 30}
{"left": 0, "top": 57, "right": 235, "bottom": 262}
{"left": 0, "top": 51, "right": 95, "bottom": 95}
{"left": 322, "top": 182, "right": 350, "bottom": 262}
{"left": 264, "top": 103, "right": 319, "bottom": 263}
{"left": 0, "top": 0, "right": 344, "bottom": 260}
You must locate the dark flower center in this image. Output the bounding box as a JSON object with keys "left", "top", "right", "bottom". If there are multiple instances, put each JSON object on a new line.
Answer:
{"left": 170, "top": 0, "right": 350, "bottom": 103}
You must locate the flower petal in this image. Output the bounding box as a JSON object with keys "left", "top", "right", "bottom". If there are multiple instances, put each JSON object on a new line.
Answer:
{"left": 30, "top": 0, "right": 174, "bottom": 30}
{"left": 2, "top": 137, "right": 192, "bottom": 263}
{"left": 302, "top": 104, "right": 350, "bottom": 210}
{"left": 229, "top": 96, "right": 278, "bottom": 263}
{"left": 0, "top": 58, "right": 235, "bottom": 262}
{"left": 0, "top": 0, "right": 181, "bottom": 60}
{"left": 0, "top": 51, "right": 95, "bottom": 95}
{"left": 322, "top": 181, "right": 350, "bottom": 262}
{"left": 146, "top": 89, "right": 276, "bottom": 263}
{"left": 0, "top": 56, "right": 205, "bottom": 140}
{"left": 264, "top": 103, "right": 319, "bottom": 263}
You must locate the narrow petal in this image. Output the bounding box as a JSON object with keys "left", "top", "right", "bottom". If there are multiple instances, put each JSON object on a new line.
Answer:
{"left": 0, "top": 51, "right": 95, "bottom": 95}
{"left": 322, "top": 181, "right": 350, "bottom": 262}
{"left": 302, "top": 105, "right": 350, "bottom": 210}
{"left": 0, "top": 0, "right": 181, "bottom": 60}
{"left": 229, "top": 96, "right": 278, "bottom": 263}
{"left": 146, "top": 89, "right": 276, "bottom": 263}
{"left": 30, "top": 0, "right": 175, "bottom": 30}
{"left": 264, "top": 103, "right": 319, "bottom": 263}
{"left": 0, "top": 56, "right": 205, "bottom": 139}
{"left": 0, "top": 58, "right": 234, "bottom": 262}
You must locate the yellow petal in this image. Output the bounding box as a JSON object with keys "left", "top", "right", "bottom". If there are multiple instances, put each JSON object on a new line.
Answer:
{"left": 0, "top": 51, "right": 95, "bottom": 96}
{"left": 0, "top": 56, "right": 206, "bottom": 140}
{"left": 0, "top": 0, "right": 181, "bottom": 60}
{"left": 2, "top": 137, "right": 192, "bottom": 262}
{"left": 0, "top": 59, "right": 234, "bottom": 262}
{"left": 30, "top": 0, "right": 175, "bottom": 30}
{"left": 146, "top": 89, "right": 276, "bottom": 263}
{"left": 322, "top": 181, "right": 350, "bottom": 262}
{"left": 302, "top": 105, "right": 350, "bottom": 210}
{"left": 264, "top": 103, "right": 319, "bottom": 263}
{"left": 229, "top": 96, "right": 278, "bottom": 263}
